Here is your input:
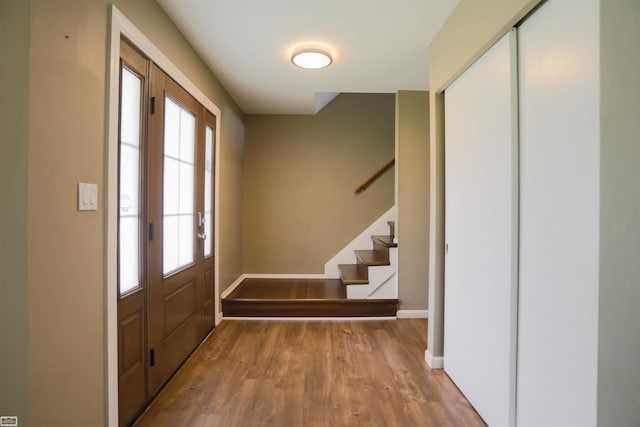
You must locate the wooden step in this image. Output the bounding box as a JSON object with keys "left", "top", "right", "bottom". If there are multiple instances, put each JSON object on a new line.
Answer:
{"left": 338, "top": 264, "right": 369, "bottom": 285}
{"left": 355, "top": 249, "right": 390, "bottom": 266}
{"left": 371, "top": 235, "right": 397, "bottom": 248}
{"left": 222, "top": 278, "right": 397, "bottom": 317}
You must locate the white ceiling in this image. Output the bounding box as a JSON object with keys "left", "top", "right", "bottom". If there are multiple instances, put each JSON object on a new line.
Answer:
{"left": 156, "top": 0, "right": 459, "bottom": 115}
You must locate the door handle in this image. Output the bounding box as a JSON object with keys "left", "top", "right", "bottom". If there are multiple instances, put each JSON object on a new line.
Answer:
{"left": 197, "top": 232, "right": 206, "bottom": 240}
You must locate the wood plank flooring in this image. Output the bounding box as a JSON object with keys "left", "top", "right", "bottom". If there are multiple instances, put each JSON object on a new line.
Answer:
{"left": 227, "top": 278, "right": 348, "bottom": 299}
{"left": 134, "top": 319, "right": 486, "bottom": 427}
{"left": 223, "top": 278, "right": 398, "bottom": 317}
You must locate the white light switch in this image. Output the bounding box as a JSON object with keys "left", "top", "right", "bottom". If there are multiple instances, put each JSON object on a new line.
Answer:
{"left": 78, "top": 183, "right": 98, "bottom": 211}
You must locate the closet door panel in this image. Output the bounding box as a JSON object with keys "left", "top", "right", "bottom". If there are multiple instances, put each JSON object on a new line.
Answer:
{"left": 444, "top": 33, "right": 517, "bottom": 427}
{"left": 517, "top": 0, "right": 600, "bottom": 425}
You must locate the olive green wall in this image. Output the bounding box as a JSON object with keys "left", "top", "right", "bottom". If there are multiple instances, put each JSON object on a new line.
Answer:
{"left": 598, "top": 1, "right": 640, "bottom": 425}
{"left": 0, "top": 1, "right": 30, "bottom": 425}
{"left": 396, "top": 91, "right": 430, "bottom": 310}
{"left": 23, "top": 0, "right": 244, "bottom": 425}
{"left": 243, "top": 93, "right": 395, "bottom": 274}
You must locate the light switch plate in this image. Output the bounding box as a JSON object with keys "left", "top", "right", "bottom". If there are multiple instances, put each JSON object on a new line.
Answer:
{"left": 78, "top": 183, "right": 98, "bottom": 211}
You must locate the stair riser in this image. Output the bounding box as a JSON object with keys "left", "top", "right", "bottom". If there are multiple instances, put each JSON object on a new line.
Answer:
{"left": 347, "top": 248, "right": 398, "bottom": 299}
{"left": 223, "top": 300, "right": 397, "bottom": 317}
{"left": 347, "top": 272, "right": 397, "bottom": 299}
{"left": 372, "top": 240, "right": 390, "bottom": 254}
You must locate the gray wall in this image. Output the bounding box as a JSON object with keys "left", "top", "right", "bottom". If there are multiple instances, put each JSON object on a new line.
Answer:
{"left": 243, "top": 93, "right": 395, "bottom": 273}
{"left": 598, "top": 0, "right": 640, "bottom": 425}
{"left": 396, "top": 91, "right": 430, "bottom": 310}
{"left": 0, "top": 1, "right": 30, "bottom": 424}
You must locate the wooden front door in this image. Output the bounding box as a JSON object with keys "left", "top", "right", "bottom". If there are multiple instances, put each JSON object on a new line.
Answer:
{"left": 146, "top": 64, "right": 214, "bottom": 395}
{"left": 117, "top": 40, "right": 216, "bottom": 426}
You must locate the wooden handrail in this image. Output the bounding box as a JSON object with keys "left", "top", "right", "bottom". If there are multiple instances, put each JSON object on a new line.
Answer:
{"left": 354, "top": 158, "right": 395, "bottom": 194}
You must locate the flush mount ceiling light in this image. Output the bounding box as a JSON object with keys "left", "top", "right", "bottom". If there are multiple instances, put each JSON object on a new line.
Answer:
{"left": 291, "top": 47, "right": 333, "bottom": 70}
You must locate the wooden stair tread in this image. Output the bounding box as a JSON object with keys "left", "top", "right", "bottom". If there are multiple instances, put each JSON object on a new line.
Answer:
{"left": 355, "top": 249, "right": 390, "bottom": 266}
{"left": 371, "top": 235, "right": 397, "bottom": 248}
{"left": 338, "top": 264, "right": 369, "bottom": 285}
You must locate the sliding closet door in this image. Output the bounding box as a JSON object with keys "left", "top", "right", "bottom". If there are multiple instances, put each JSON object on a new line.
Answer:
{"left": 444, "top": 33, "right": 517, "bottom": 427}
{"left": 517, "top": 0, "right": 600, "bottom": 425}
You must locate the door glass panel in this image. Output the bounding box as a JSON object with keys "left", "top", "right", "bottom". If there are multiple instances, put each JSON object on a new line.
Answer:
{"left": 163, "top": 96, "right": 195, "bottom": 275}
{"left": 204, "top": 126, "right": 213, "bottom": 257}
{"left": 119, "top": 67, "right": 142, "bottom": 295}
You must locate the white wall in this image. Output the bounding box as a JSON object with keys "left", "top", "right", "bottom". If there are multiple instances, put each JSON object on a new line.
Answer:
{"left": 517, "top": 0, "right": 600, "bottom": 425}
{"left": 444, "top": 33, "right": 517, "bottom": 427}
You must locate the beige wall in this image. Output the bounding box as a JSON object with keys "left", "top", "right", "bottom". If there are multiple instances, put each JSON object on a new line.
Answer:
{"left": 0, "top": 1, "right": 30, "bottom": 424}
{"left": 396, "top": 91, "right": 430, "bottom": 310}
{"left": 429, "top": 0, "right": 541, "bottom": 92}
{"left": 244, "top": 93, "right": 395, "bottom": 273}
{"left": 426, "top": 0, "right": 542, "bottom": 361}
{"left": 218, "top": 109, "right": 245, "bottom": 294}
{"left": 24, "top": 0, "right": 244, "bottom": 425}
{"left": 598, "top": 1, "right": 640, "bottom": 425}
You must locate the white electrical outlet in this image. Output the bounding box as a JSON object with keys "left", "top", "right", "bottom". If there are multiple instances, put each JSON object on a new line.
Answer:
{"left": 78, "top": 183, "right": 98, "bottom": 211}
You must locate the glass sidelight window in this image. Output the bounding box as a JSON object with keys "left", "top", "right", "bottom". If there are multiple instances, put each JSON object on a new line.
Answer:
{"left": 204, "top": 125, "right": 213, "bottom": 257}
{"left": 118, "top": 67, "right": 143, "bottom": 294}
{"left": 163, "top": 96, "right": 196, "bottom": 274}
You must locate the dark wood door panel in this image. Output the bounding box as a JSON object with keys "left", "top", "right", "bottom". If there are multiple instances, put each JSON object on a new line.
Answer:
{"left": 162, "top": 280, "right": 197, "bottom": 340}
{"left": 201, "top": 263, "right": 215, "bottom": 333}
{"left": 120, "top": 310, "right": 144, "bottom": 374}
{"left": 118, "top": 290, "right": 146, "bottom": 427}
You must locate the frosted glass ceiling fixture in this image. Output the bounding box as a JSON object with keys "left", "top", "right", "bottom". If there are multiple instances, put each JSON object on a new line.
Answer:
{"left": 291, "top": 47, "right": 333, "bottom": 70}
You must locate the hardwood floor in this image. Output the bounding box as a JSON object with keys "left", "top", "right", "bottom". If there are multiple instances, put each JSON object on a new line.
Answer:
{"left": 134, "top": 319, "right": 486, "bottom": 426}
{"left": 223, "top": 278, "right": 398, "bottom": 317}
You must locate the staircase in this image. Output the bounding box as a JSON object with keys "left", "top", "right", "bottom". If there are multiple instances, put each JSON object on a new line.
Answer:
{"left": 222, "top": 210, "right": 398, "bottom": 318}
{"left": 337, "top": 221, "right": 398, "bottom": 299}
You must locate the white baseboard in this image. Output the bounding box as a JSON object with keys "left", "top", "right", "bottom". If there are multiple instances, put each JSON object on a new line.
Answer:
{"left": 220, "top": 274, "right": 247, "bottom": 299}
{"left": 397, "top": 309, "right": 428, "bottom": 319}
{"left": 425, "top": 349, "right": 444, "bottom": 369}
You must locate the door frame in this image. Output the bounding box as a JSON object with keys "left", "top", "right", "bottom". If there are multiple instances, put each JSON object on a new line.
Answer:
{"left": 105, "top": 6, "right": 222, "bottom": 426}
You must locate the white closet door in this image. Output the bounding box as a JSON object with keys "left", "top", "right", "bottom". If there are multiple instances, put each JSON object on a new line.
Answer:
{"left": 517, "top": 0, "right": 600, "bottom": 425}
{"left": 444, "top": 33, "right": 517, "bottom": 427}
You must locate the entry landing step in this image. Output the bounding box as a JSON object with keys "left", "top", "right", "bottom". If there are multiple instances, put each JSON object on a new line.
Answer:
{"left": 222, "top": 278, "right": 397, "bottom": 317}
